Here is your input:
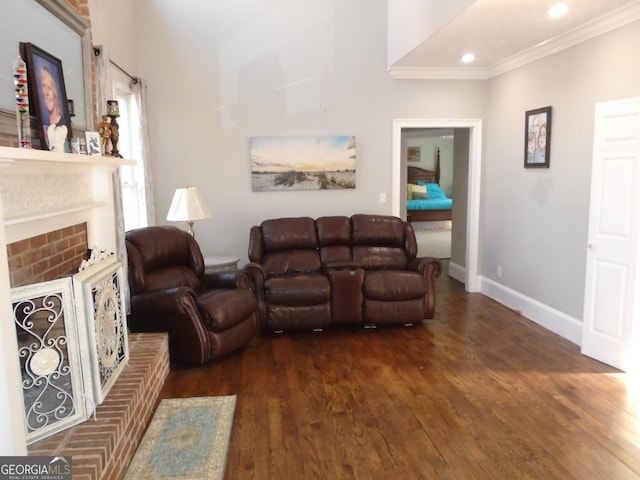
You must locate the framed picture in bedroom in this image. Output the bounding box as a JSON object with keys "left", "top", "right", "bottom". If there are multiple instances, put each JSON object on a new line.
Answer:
{"left": 19, "top": 42, "right": 73, "bottom": 152}
{"left": 524, "top": 106, "right": 552, "bottom": 168}
{"left": 407, "top": 146, "right": 421, "bottom": 162}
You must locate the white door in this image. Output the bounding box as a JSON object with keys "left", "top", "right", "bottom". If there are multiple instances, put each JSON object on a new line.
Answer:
{"left": 582, "top": 96, "right": 640, "bottom": 371}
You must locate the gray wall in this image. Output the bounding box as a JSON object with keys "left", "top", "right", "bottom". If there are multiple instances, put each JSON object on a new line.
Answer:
{"left": 88, "top": 2, "right": 639, "bottom": 329}
{"left": 451, "top": 128, "right": 469, "bottom": 267}
{"left": 482, "top": 20, "right": 640, "bottom": 319}
{"left": 128, "top": 0, "right": 487, "bottom": 265}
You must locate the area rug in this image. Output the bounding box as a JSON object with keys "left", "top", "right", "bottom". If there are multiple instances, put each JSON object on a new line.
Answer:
{"left": 125, "top": 395, "right": 236, "bottom": 480}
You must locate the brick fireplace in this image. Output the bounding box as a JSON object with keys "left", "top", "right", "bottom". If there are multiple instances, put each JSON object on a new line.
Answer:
{"left": 7, "top": 223, "right": 88, "bottom": 288}
{"left": 0, "top": 146, "right": 168, "bottom": 478}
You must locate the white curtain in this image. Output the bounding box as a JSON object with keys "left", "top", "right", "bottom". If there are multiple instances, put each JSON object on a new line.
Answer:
{"left": 134, "top": 78, "right": 156, "bottom": 226}
{"left": 93, "top": 46, "right": 157, "bottom": 314}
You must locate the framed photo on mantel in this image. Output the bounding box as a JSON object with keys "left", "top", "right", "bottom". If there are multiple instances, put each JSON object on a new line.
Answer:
{"left": 20, "top": 42, "right": 73, "bottom": 152}
{"left": 524, "top": 106, "right": 552, "bottom": 168}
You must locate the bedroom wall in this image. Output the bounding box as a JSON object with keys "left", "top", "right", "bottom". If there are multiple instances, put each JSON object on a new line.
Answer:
{"left": 128, "top": 0, "right": 487, "bottom": 266}
{"left": 482, "top": 20, "right": 640, "bottom": 323}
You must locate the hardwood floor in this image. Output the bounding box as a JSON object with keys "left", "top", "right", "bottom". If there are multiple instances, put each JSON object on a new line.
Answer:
{"left": 160, "top": 271, "right": 640, "bottom": 479}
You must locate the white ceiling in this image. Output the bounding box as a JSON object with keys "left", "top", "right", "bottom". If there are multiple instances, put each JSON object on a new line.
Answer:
{"left": 389, "top": 0, "right": 640, "bottom": 79}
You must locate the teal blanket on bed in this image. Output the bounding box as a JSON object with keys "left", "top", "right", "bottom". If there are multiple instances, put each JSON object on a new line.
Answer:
{"left": 407, "top": 182, "right": 452, "bottom": 210}
{"left": 407, "top": 198, "right": 452, "bottom": 210}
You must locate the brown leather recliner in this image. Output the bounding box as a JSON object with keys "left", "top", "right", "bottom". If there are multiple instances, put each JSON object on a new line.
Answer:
{"left": 125, "top": 226, "right": 258, "bottom": 364}
{"left": 247, "top": 214, "right": 441, "bottom": 332}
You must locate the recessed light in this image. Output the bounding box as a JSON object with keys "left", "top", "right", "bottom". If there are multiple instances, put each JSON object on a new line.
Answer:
{"left": 461, "top": 53, "right": 475, "bottom": 63}
{"left": 548, "top": 3, "right": 569, "bottom": 18}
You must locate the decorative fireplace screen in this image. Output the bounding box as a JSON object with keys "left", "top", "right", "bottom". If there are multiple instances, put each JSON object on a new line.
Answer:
{"left": 11, "top": 251, "right": 128, "bottom": 444}
{"left": 12, "top": 278, "right": 94, "bottom": 444}
{"left": 73, "top": 252, "right": 129, "bottom": 403}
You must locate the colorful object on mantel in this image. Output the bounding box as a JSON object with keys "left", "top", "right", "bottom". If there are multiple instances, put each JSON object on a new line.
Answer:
{"left": 13, "top": 55, "right": 31, "bottom": 148}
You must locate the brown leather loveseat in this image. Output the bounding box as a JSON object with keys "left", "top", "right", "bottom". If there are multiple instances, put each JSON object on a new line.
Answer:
{"left": 246, "top": 214, "right": 441, "bottom": 332}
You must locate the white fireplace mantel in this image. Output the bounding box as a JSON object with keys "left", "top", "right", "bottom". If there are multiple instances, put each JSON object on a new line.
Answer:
{"left": 0, "top": 146, "right": 135, "bottom": 247}
{"left": 0, "top": 145, "right": 135, "bottom": 455}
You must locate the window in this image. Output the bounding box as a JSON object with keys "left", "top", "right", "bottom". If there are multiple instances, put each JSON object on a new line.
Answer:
{"left": 113, "top": 81, "right": 148, "bottom": 231}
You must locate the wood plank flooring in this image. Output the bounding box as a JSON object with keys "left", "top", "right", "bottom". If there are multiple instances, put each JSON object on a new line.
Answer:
{"left": 160, "top": 269, "right": 640, "bottom": 479}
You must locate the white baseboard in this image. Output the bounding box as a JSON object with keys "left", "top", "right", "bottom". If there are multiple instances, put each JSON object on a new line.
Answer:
{"left": 448, "top": 261, "right": 465, "bottom": 283}
{"left": 480, "top": 277, "right": 583, "bottom": 346}
{"left": 440, "top": 262, "right": 582, "bottom": 346}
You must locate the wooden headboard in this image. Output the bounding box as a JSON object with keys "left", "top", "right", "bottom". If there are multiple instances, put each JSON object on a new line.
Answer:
{"left": 407, "top": 147, "right": 441, "bottom": 184}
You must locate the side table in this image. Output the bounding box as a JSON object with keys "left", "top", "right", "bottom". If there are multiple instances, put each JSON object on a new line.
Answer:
{"left": 203, "top": 254, "right": 240, "bottom": 274}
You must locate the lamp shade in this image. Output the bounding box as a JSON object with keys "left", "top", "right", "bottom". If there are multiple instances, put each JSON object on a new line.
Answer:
{"left": 166, "top": 187, "right": 211, "bottom": 222}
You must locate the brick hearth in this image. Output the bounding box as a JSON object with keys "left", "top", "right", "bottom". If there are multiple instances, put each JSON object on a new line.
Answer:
{"left": 27, "top": 333, "right": 169, "bottom": 480}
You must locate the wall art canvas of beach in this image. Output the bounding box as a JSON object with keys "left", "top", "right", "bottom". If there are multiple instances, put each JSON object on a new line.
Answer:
{"left": 250, "top": 135, "right": 356, "bottom": 191}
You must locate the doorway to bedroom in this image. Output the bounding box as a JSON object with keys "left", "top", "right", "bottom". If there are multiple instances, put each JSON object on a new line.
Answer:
{"left": 402, "top": 128, "right": 454, "bottom": 260}
{"left": 392, "top": 119, "right": 483, "bottom": 292}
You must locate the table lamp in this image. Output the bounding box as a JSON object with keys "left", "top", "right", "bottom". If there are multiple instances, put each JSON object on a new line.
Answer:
{"left": 166, "top": 186, "right": 211, "bottom": 236}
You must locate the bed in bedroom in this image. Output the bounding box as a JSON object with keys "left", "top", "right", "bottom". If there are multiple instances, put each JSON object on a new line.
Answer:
{"left": 406, "top": 151, "right": 453, "bottom": 222}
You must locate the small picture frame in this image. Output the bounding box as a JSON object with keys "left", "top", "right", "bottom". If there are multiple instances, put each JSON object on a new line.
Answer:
{"left": 86, "top": 131, "right": 101, "bottom": 156}
{"left": 524, "top": 106, "right": 552, "bottom": 168}
{"left": 19, "top": 42, "right": 73, "bottom": 152}
{"left": 407, "top": 146, "right": 421, "bottom": 162}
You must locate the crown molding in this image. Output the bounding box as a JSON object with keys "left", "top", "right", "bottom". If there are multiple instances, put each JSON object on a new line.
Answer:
{"left": 487, "top": 1, "right": 640, "bottom": 77}
{"left": 389, "top": 2, "right": 640, "bottom": 81}
{"left": 388, "top": 66, "right": 488, "bottom": 80}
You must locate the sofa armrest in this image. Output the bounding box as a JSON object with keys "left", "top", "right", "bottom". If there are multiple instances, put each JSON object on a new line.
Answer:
{"left": 129, "top": 286, "right": 212, "bottom": 364}
{"left": 130, "top": 286, "right": 198, "bottom": 314}
{"left": 407, "top": 257, "right": 442, "bottom": 318}
{"left": 243, "top": 262, "right": 267, "bottom": 325}
{"left": 202, "top": 269, "right": 252, "bottom": 290}
{"left": 407, "top": 257, "right": 442, "bottom": 277}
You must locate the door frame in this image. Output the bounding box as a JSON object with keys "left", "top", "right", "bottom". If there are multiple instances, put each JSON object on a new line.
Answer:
{"left": 392, "top": 118, "right": 483, "bottom": 292}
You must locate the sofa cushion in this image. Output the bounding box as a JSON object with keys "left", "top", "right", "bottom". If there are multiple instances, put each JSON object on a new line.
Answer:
{"left": 198, "top": 289, "right": 257, "bottom": 331}
{"left": 364, "top": 270, "right": 426, "bottom": 301}
{"left": 317, "top": 216, "right": 352, "bottom": 263}
{"left": 317, "top": 216, "right": 351, "bottom": 245}
{"left": 263, "top": 251, "right": 321, "bottom": 276}
{"left": 145, "top": 265, "right": 200, "bottom": 291}
{"left": 363, "top": 298, "right": 426, "bottom": 324}
{"left": 265, "top": 273, "right": 330, "bottom": 305}
{"left": 351, "top": 214, "right": 406, "bottom": 247}
{"left": 267, "top": 304, "right": 330, "bottom": 330}
{"left": 352, "top": 246, "right": 408, "bottom": 270}
{"left": 351, "top": 214, "right": 408, "bottom": 269}
{"left": 261, "top": 217, "right": 318, "bottom": 252}
{"left": 259, "top": 217, "right": 322, "bottom": 275}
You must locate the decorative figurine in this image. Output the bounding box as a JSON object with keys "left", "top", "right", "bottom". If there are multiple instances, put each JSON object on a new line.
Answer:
{"left": 98, "top": 115, "right": 111, "bottom": 155}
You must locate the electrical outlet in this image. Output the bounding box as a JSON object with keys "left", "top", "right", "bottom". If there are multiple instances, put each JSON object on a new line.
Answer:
{"left": 379, "top": 192, "right": 387, "bottom": 204}
{"left": 497, "top": 265, "right": 502, "bottom": 278}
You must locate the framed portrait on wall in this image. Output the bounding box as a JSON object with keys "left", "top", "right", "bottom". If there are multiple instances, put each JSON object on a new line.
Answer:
{"left": 19, "top": 42, "right": 72, "bottom": 152}
{"left": 524, "top": 106, "right": 552, "bottom": 168}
